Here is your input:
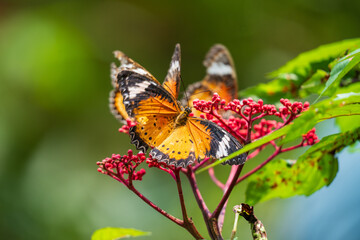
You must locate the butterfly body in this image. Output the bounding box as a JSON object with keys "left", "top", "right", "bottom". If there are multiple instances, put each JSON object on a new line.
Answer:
{"left": 175, "top": 107, "right": 191, "bottom": 127}
{"left": 110, "top": 44, "right": 246, "bottom": 167}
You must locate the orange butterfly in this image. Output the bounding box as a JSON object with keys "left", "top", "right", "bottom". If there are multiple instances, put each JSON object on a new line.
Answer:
{"left": 182, "top": 44, "right": 238, "bottom": 113}
{"left": 110, "top": 44, "right": 246, "bottom": 167}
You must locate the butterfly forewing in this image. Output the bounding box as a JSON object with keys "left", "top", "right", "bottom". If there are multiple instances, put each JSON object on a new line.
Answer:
{"left": 117, "top": 70, "right": 181, "bottom": 152}
{"left": 163, "top": 44, "right": 181, "bottom": 100}
{"left": 110, "top": 51, "right": 160, "bottom": 122}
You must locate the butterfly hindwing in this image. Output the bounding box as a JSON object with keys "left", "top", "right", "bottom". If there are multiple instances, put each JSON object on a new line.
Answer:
{"left": 109, "top": 89, "right": 129, "bottom": 123}
{"left": 150, "top": 124, "right": 197, "bottom": 167}
{"left": 189, "top": 118, "right": 246, "bottom": 165}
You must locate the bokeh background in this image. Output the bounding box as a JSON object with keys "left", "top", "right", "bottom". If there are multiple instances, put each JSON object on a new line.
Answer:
{"left": 1, "top": 0, "right": 360, "bottom": 239}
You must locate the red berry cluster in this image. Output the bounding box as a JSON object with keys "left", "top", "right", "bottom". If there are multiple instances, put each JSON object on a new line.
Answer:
{"left": 252, "top": 119, "right": 282, "bottom": 140}
{"left": 194, "top": 94, "right": 310, "bottom": 120}
{"left": 192, "top": 93, "right": 224, "bottom": 112}
{"left": 97, "top": 149, "right": 146, "bottom": 182}
{"left": 226, "top": 98, "right": 279, "bottom": 117}
{"left": 193, "top": 94, "right": 315, "bottom": 145}
{"left": 146, "top": 155, "right": 176, "bottom": 177}
{"left": 302, "top": 128, "right": 318, "bottom": 145}
{"left": 119, "top": 119, "right": 137, "bottom": 134}
{"left": 279, "top": 98, "right": 310, "bottom": 116}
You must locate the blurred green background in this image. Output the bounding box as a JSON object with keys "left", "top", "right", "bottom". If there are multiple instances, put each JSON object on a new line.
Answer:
{"left": 1, "top": 0, "right": 360, "bottom": 239}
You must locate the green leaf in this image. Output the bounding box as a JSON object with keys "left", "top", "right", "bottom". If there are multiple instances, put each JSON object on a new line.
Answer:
{"left": 339, "top": 48, "right": 360, "bottom": 61}
{"left": 269, "top": 38, "right": 360, "bottom": 80}
{"left": 240, "top": 39, "right": 360, "bottom": 102}
{"left": 336, "top": 115, "right": 360, "bottom": 132}
{"left": 91, "top": 227, "right": 151, "bottom": 240}
{"left": 315, "top": 50, "right": 360, "bottom": 102}
{"left": 299, "top": 69, "right": 329, "bottom": 97}
{"left": 245, "top": 127, "right": 360, "bottom": 205}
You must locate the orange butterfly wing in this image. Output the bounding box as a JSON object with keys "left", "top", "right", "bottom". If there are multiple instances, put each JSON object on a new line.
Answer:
{"left": 110, "top": 46, "right": 181, "bottom": 123}
{"left": 184, "top": 44, "right": 238, "bottom": 111}
{"left": 112, "top": 49, "right": 181, "bottom": 153}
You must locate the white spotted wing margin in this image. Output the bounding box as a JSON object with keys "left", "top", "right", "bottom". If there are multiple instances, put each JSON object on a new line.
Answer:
{"left": 150, "top": 148, "right": 196, "bottom": 168}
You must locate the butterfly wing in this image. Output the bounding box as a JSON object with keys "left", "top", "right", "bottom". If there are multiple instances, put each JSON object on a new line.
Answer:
{"left": 151, "top": 117, "right": 246, "bottom": 167}
{"left": 110, "top": 46, "right": 182, "bottom": 123}
{"left": 115, "top": 51, "right": 181, "bottom": 152}
{"left": 187, "top": 118, "right": 246, "bottom": 165}
{"left": 150, "top": 124, "right": 198, "bottom": 167}
{"left": 109, "top": 51, "right": 160, "bottom": 123}
{"left": 184, "top": 44, "right": 238, "bottom": 108}
{"left": 163, "top": 44, "right": 181, "bottom": 100}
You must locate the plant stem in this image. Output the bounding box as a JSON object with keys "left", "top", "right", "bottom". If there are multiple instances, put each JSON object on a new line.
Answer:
{"left": 211, "top": 165, "right": 244, "bottom": 220}
{"left": 230, "top": 210, "right": 240, "bottom": 240}
{"left": 217, "top": 165, "right": 237, "bottom": 232}
{"left": 128, "top": 184, "right": 184, "bottom": 226}
{"left": 174, "top": 169, "right": 203, "bottom": 239}
{"left": 235, "top": 204, "right": 268, "bottom": 240}
{"left": 236, "top": 147, "right": 281, "bottom": 185}
{"left": 208, "top": 168, "right": 225, "bottom": 189}
{"left": 186, "top": 167, "right": 217, "bottom": 239}
{"left": 108, "top": 171, "right": 185, "bottom": 227}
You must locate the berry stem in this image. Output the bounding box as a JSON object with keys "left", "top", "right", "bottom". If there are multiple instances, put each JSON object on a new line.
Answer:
{"left": 128, "top": 185, "right": 184, "bottom": 226}
{"left": 186, "top": 166, "right": 215, "bottom": 238}
{"left": 211, "top": 165, "right": 244, "bottom": 220}
{"left": 174, "top": 168, "right": 204, "bottom": 239}
{"left": 217, "top": 165, "right": 239, "bottom": 232}
{"left": 208, "top": 167, "right": 225, "bottom": 189}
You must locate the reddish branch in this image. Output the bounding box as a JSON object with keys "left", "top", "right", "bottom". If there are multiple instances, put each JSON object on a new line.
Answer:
{"left": 99, "top": 95, "right": 318, "bottom": 240}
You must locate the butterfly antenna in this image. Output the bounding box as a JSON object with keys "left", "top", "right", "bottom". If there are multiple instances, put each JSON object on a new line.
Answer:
{"left": 176, "top": 44, "right": 190, "bottom": 107}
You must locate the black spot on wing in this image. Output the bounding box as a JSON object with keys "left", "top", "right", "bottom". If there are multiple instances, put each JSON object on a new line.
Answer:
{"left": 195, "top": 119, "right": 247, "bottom": 165}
